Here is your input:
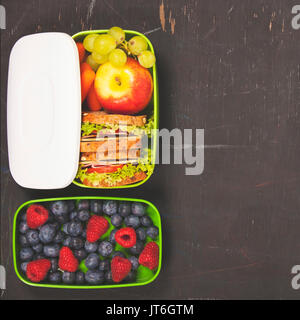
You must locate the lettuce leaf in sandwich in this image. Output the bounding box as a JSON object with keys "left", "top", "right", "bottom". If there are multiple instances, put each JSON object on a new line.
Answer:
{"left": 76, "top": 159, "right": 154, "bottom": 187}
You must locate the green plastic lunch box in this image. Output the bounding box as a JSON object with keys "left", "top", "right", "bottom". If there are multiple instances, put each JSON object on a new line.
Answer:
{"left": 13, "top": 197, "right": 162, "bottom": 289}
{"left": 7, "top": 30, "right": 158, "bottom": 190}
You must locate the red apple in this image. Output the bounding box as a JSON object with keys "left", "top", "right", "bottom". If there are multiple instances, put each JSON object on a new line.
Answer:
{"left": 94, "top": 57, "right": 153, "bottom": 115}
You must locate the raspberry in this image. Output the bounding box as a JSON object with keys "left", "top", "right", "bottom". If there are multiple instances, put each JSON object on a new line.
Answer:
{"left": 86, "top": 215, "right": 109, "bottom": 243}
{"left": 26, "top": 259, "right": 51, "bottom": 283}
{"left": 115, "top": 227, "right": 137, "bottom": 248}
{"left": 26, "top": 204, "right": 49, "bottom": 229}
{"left": 58, "top": 246, "right": 79, "bottom": 272}
{"left": 111, "top": 256, "right": 132, "bottom": 283}
{"left": 138, "top": 242, "right": 159, "bottom": 270}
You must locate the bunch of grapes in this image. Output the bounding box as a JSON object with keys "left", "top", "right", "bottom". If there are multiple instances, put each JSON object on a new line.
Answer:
{"left": 83, "top": 26, "right": 156, "bottom": 71}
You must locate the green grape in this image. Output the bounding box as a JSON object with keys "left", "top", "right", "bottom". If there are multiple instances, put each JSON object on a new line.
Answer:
{"left": 128, "top": 36, "right": 148, "bottom": 55}
{"left": 86, "top": 55, "right": 100, "bottom": 72}
{"left": 83, "top": 34, "right": 99, "bottom": 52}
{"left": 138, "top": 50, "right": 156, "bottom": 68}
{"left": 108, "top": 26, "right": 125, "bottom": 44}
{"left": 93, "top": 34, "right": 117, "bottom": 55}
{"left": 108, "top": 49, "right": 127, "bottom": 67}
{"left": 92, "top": 51, "right": 108, "bottom": 64}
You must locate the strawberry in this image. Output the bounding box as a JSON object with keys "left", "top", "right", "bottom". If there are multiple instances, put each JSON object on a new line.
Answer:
{"left": 58, "top": 246, "right": 78, "bottom": 272}
{"left": 26, "top": 204, "right": 49, "bottom": 229}
{"left": 86, "top": 215, "right": 109, "bottom": 243}
{"left": 115, "top": 227, "right": 136, "bottom": 248}
{"left": 138, "top": 242, "right": 159, "bottom": 270}
{"left": 26, "top": 259, "right": 51, "bottom": 283}
{"left": 111, "top": 256, "right": 132, "bottom": 283}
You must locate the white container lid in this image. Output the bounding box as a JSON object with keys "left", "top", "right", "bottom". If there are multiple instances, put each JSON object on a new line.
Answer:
{"left": 7, "top": 33, "right": 81, "bottom": 189}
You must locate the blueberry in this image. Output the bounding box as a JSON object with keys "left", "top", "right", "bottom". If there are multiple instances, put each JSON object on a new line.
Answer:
{"left": 78, "top": 209, "right": 90, "bottom": 222}
{"left": 136, "top": 227, "right": 146, "bottom": 241}
{"left": 69, "top": 237, "right": 84, "bottom": 250}
{"left": 19, "top": 235, "right": 30, "bottom": 247}
{"left": 50, "top": 258, "right": 58, "bottom": 272}
{"left": 20, "top": 262, "right": 28, "bottom": 273}
{"left": 129, "top": 241, "right": 144, "bottom": 255}
{"left": 50, "top": 201, "right": 69, "bottom": 223}
{"left": 140, "top": 216, "right": 153, "bottom": 227}
{"left": 104, "top": 270, "right": 113, "bottom": 283}
{"left": 146, "top": 226, "right": 159, "bottom": 239}
{"left": 118, "top": 201, "right": 131, "bottom": 217}
{"left": 19, "top": 221, "right": 29, "bottom": 234}
{"left": 74, "top": 248, "right": 88, "bottom": 261}
{"left": 99, "top": 260, "right": 110, "bottom": 272}
{"left": 109, "top": 229, "right": 118, "bottom": 244}
{"left": 85, "top": 253, "right": 100, "bottom": 270}
{"left": 68, "top": 200, "right": 76, "bottom": 212}
{"left": 50, "top": 200, "right": 69, "bottom": 215}
{"left": 98, "top": 241, "right": 113, "bottom": 257}
{"left": 84, "top": 240, "right": 98, "bottom": 253}
{"left": 103, "top": 200, "right": 117, "bottom": 216}
{"left": 124, "top": 215, "right": 140, "bottom": 229}
{"left": 49, "top": 272, "right": 62, "bottom": 283}
{"left": 55, "top": 212, "right": 69, "bottom": 224}
{"left": 62, "top": 272, "right": 75, "bottom": 284}
{"left": 32, "top": 243, "right": 43, "bottom": 253}
{"left": 53, "top": 230, "right": 65, "bottom": 244}
{"left": 81, "top": 229, "right": 87, "bottom": 238}
{"left": 69, "top": 211, "right": 78, "bottom": 221}
{"left": 90, "top": 200, "right": 102, "bottom": 214}
{"left": 43, "top": 244, "right": 60, "bottom": 258}
{"left": 128, "top": 256, "right": 139, "bottom": 270}
{"left": 111, "top": 214, "right": 123, "bottom": 227}
{"left": 49, "top": 221, "right": 60, "bottom": 231}
{"left": 131, "top": 202, "right": 146, "bottom": 216}
{"left": 39, "top": 224, "right": 56, "bottom": 244}
{"left": 20, "top": 212, "right": 27, "bottom": 221}
{"left": 20, "top": 247, "right": 34, "bottom": 261}
{"left": 78, "top": 200, "right": 89, "bottom": 211}
{"left": 25, "top": 230, "right": 39, "bottom": 246}
{"left": 63, "top": 236, "right": 72, "bottom": 247}
{"left": 112, "top": 251, "right": 125, "bottom": 259}
{"left": 85, "top": 270, "right": 104, "bottom": 284}
{"left": 67, "top": 221, "right": 83, "bottom": 237}
{"left": 75, "top": 271, "right": 85, "bottom": 284}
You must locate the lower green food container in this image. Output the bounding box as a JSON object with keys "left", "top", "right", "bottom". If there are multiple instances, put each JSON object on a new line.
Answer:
{"left": 13, "top": 197, "right": 162, "bottom": 289}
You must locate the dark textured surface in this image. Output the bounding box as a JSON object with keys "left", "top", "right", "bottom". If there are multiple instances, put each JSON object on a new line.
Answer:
{"left": 1, "top": 0, "right": 300, "bottom": 300}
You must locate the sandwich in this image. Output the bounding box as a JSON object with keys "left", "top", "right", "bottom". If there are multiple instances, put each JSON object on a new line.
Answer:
{"left": 76, "top": 111, "right": 153, "bottom": 188}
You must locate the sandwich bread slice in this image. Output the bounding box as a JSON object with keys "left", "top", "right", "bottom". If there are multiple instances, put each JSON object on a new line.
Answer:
{"left": 76, "top": 111, "right": 152, "bottom": 187}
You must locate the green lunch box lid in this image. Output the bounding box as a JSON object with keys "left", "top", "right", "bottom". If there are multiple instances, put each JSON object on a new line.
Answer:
{"left": 7, "top": 32, "right": 82, "bottom": 189}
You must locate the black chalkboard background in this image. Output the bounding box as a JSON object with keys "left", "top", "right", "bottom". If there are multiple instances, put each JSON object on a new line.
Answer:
{"left": 1, "top": 0, "right": 300, "bottom": 300}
